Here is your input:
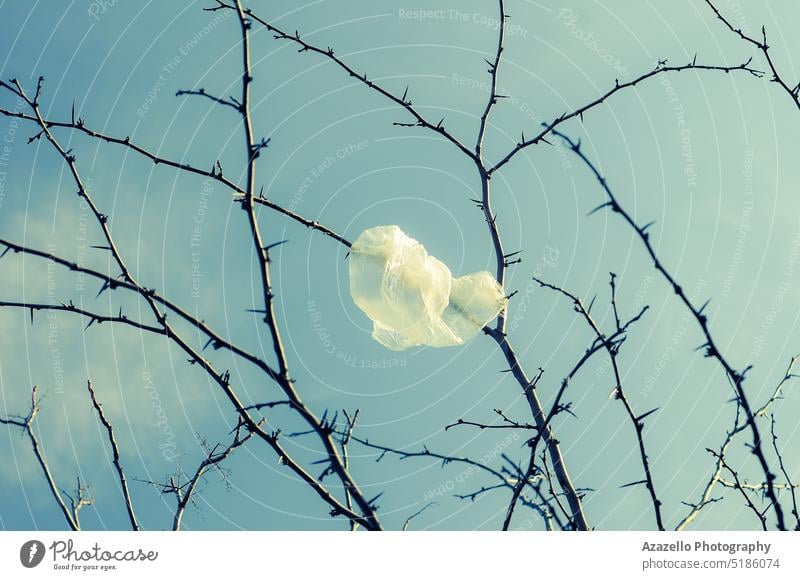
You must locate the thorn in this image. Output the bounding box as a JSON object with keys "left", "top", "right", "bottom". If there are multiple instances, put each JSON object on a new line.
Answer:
{"left": 641, "top": 220, "right": 656, "bottom": 233}
{"left": 637, "top": 407, "right": 660, "bottom": 422}
{"left": 588, "top": 201, "right": 612, "bottom": 216}
{"left": 95, "top": 281, "right": 110, "bottom": 298}
{"left": 264, "top": 239, "right": 289, "bottom": 252}
{"left": 620, "top": 479, "right": 648, "bottom": 489}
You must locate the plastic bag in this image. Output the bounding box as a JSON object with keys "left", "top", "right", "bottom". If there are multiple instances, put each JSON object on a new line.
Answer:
{"left": 349, "top": 225, "right": 507, "bottom": 351}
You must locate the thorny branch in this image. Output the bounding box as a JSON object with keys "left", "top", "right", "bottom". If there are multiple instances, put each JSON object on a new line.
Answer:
{"left": 0, "top": 0, "right": 797, "bottom": 532}
{"left": 87, "top": 380, "right": 139, "bottom": 531}
{"left": 770, "top": 415, "right": 800, "bottom": 530}
{"left": 0, "top": 108, "right": 351, "bottom": 247}
{"left": 1, "top": 386, "right": 94, "bottom": 531}
{"left": 553, "top": 128, "right": 786, "bottom": 530}
{"left": 0, "top": 76, "right": 377, "bottom": 529}
{"left": 704, "top": 0, "right": 800, "bottom": 113}
{"left": 531, "top": 274, "right": 664, "bottom": 529}
{"left": 226, "top": 0, "right": 380, "bottom": 529}
{"left": 677, "top": 355, "right": 798, "bottom": 530}
{"left": 139, "top": 418, "right": 258, "bottom": 531}
{"left": 706, "top": 448, "right": 768, "bottom": 531}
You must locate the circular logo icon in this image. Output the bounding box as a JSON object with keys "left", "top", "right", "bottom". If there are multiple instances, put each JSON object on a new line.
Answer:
{"left": 20, "top": 540, "right": 46, "bottom": 568}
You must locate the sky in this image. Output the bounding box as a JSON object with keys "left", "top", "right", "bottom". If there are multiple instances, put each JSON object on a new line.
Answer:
{"left": 1, "top": 0, "right": 799, "bottom": 531}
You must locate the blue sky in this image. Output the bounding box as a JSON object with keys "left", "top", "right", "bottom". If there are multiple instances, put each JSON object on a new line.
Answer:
{"left": 1, "top": 0, "right": 799, "bottom": 530}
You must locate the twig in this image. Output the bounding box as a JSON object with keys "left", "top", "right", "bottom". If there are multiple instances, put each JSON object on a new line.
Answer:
{"left": 87, "top": 380, "right": 139, "bottom": 531}
{"left": 475, "top": 0, "right": 507, "bottom": 160}
{"left": 706, "top": 448, "right": 768, "bottom": 531}
{"left": 340, "top": 409, "right": 359, "bottom": 531}
{"left": 138, "top": 418, "right": 257, "bottom": 530}
{"left": 176, "top": 87, "right": 242, "bottom": 112}
{"left": 2, "top": 78, "right": 375, "bottom": 530}
{"left": 704, "top": 0, "right": 800, "bottom": 112}
{"left": 553, "top": 128, "right": 786, "bottom": 530}
{"left": 401, "top": 501, "right": 437, "bottom": 531}
{"left": 0, "top": 300, "right": 165, "bottom": 335}
{"left": 1, "top": 387, "right": 87, "bottom": 530}
{"left": 228, "top": 0, "right": 380, "bottom": 529}
{"left": 487, "top": 57, "right": 763, "bottom": 175}
{"left": 210, "top": 1, "right": 479, "bottom": 163}
{"left": 770, "top": 415, "right": 800, "bottom": 530}
{"left": 0, "top": 107, "right": 351, "bottom": 248}
{"left": 532, "top": 274, "right": 664, "bottom": 529}
{"left": 677, "top": 355, "right": 798, "bottom": 529}
{"left": 0, "top": 238, "right": 284, "bottom": 383}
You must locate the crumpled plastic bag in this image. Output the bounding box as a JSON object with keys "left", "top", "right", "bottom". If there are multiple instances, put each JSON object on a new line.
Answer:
{"left": 348, "top": 225, "right": 507, "bottom": 351}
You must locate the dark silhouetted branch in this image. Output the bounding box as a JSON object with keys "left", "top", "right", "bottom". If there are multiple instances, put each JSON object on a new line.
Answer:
{"left": 207, "top": 1, "right": 479, "bottom": 164}
{"left": 770, "top": 415, "right": 800, "bottom": 530}
{"left": 176, "top": 87, "right": 242, "bottom": 112}
{"left": 532, "top": 273, "right": 663, "bottom": 529}
{"left": 554, "top": 127, "right": 786, "bottom": 530}
{"left": 87, "top": 380, "right": 139, "bottom": 531}
{"left": 704, "top": 0, "right": 800, "bottom": 113}
{"left": 487, "top": 57, "right": 763, "bottom": 175}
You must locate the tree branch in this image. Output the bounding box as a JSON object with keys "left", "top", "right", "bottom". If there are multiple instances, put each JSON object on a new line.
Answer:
{"left": 704, "top": 0, "right": 800, "bottom": 113}
{"left": 553, "top": 128, "right": 786, "bottom": 529}
{"left": 487, "top": 57, "right": 763, "bottom": 175}
{"left": 1, "top": 386, "right": 85, "bottom": 531}
{"left": 532, "top": 274, "right": 664, "bottom": 529}
{"left": 87, "top": 380, "right": 139, "bottom": 531}
{"left": 207, "top": 1, "right": 479, "bottom": 164}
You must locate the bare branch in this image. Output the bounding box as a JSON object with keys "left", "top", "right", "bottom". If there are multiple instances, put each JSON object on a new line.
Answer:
{"left": 0, "top": 107, "right": 351, "bottom": 249}
{"left": 704, "top": 0, "right": 800, "bottom": 112}
{"left": 401, "top": 501, "right": 437, "bottom": 531}
{"left": 770, "top": 415, "right": 800, "bottom": 530}
{"left": 553, "top": 128, "right": 786, "bottom": 529}
{"left": 677, "top": 355, "right": 798, "bottom": 529}
{"left": 212, "top": 2, "right": 479, "bottom": 164}
{"left": 172, "top": 419, "right": 256, "bottom": 531}
{"left": 487, "top": 57, "right": 763, "bottom": 175}
{"left": 0, "top": 238, "right": 284, "bottom": 383}
{"left": 87, "top": 380, "right": 139, "bottom": 531}
{"left": 176, "top": 87, "right": 242, "bottom": 112}
{"left": 228, "top": 0, "right": 381, "bottom": 529}
{"left": 0, "top": 300, "right": 166, "bottom": 335}
{"left": 706, "top": 448, "right": 768, "bottom": 531}
{"left": 532, "top": 274, "right": 664, "bottom": 529}
{"left": 475, "top": 0, "right": 507, "bottom": 159}
{"left": 2, "top": 78, "right": 375, "bottom": 530}
{"left": 1, "top": 387, "right": 83, "bottom": 530}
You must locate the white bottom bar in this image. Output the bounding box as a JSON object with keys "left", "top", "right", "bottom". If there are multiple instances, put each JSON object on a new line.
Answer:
{"left": 2, "top": 531, "right": 798, "bottom": 579}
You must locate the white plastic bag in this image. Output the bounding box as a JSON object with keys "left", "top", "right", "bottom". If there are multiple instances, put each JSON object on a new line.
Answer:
{"left": 348, "top": 225, "right": 507, "bottom": 351}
